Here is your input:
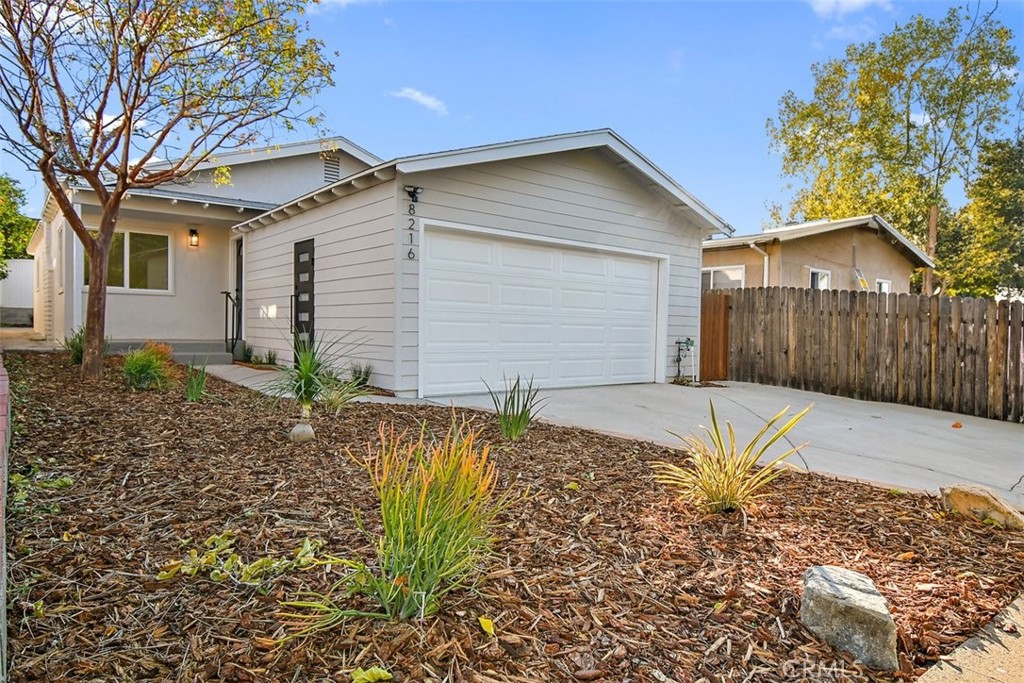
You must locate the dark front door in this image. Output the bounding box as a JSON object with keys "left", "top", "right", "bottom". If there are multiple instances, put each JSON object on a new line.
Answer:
{"left": 234, "top": 238, "right": 244, "bottom": 342}
{"left": 293, "top": 239, "right": 314, "bottom": 346}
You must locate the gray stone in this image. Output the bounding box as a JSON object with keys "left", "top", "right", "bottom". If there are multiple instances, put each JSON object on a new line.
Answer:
{"left": 940, "top": 484, "right": 1024, "bottom": 530}
{"left": 288, "top": 422, "right": 316, "bottom": 444}
{"left": 800, "top": 565, "right": 898, "bottom": 671}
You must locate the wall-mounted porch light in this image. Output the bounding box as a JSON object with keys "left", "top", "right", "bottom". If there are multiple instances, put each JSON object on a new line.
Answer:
{"left": 188, "top": 228, "right": 199, "bottom": 248}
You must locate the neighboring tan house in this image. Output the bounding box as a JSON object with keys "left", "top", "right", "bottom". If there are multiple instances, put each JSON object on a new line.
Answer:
{"left": 26, "top": 137, "right": 381, "bottom": 360}
{"left": 234, "top": 129, "right": 733, "bottom": 396}
{"left": 26, "top": 129, "right": 732, "bottom": 394}
{"left": 701, "top": 215, "right": 934, "bottom": 294}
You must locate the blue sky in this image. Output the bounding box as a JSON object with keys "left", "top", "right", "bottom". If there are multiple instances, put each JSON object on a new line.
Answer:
{"left": 2, "top": 0, "right": 1022, "bottom": 234}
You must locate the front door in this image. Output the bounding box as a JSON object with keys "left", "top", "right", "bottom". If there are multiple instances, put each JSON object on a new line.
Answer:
{"left": 234, "top": 238, "right": 244, "bottom": 344}
{"left": 293, "top": 239, "right": 314, "bottom": 345}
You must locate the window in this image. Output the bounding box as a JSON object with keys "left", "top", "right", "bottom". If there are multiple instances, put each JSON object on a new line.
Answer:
{"left": 809, "top": 268, "right": 831, "bottom": 290}
{"left": 701, "top": 265, "right": 745, "bottom": 291}
{"left": 876, "top": 279, "right": 892, "bottom": 294}
{"left": 84, "top": 230, "right": 170, "bottom": 291}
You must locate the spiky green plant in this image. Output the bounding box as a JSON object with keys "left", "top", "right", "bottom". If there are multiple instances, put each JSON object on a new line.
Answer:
{"left": 651, "top": 401, "right": 811, "bottom": 514}
{"left": 185, "top": 362, "right": 208, "bottom": 402}
{"left": 279, "top": 418, "right": 518, "bottom": 639}
{"left": 320, "top": 378, "right": 371, "bottom": 415}
{"left": 122, "top": 346, "right": 172, "bottom": 390}
{"left": 484, "top": 374, "right": 545, "bottom": 440}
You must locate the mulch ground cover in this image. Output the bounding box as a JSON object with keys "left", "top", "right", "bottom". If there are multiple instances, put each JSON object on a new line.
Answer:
{"left": 5, "top": 351, "right": 1023, "bottom": 683}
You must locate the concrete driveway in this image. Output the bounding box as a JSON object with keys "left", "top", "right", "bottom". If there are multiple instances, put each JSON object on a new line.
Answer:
{"left": 436, "top": 382, "right": 1024, "bottom": 508}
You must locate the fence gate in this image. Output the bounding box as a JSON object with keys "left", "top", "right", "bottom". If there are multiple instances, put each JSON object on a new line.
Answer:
{"left": 700, "top": 291, "right": 731, "bottom": 381}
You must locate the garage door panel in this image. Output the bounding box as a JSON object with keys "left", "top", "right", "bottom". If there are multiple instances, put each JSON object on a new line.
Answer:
{"left": 422, "top": 230, "right": 659, "bottom": 396}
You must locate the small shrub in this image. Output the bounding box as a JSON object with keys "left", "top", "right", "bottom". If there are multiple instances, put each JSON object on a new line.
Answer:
{"left": 61, "top": 327, "right": 86, "bottom": 364}
{"left": 241, "top": 342, "right": 255, "bottom": 363}
{"left": 320, "top": 378, "right": 371, "bottom": 415}
{"left": 251, "top": 352, "right": 264, "bottom": 365}
{"left": 265, "top": 349, "right": 278, "bottom": 366}
{"left": 122, "top": 347, "right": 172, "bottom": 390}
{"left": 280, "top": 418, "right": 518, "bottom": 638}
{"left": 349, "top": 362, "right": 373, "bottom": 387}
{"left": 142, "top": 340, "right": 174, "bottom": 363}
{"left": 185, "top": 362, "right": 208, "bottom": 402}
{"left": 651, "top": 401, "right": 811, "bottom": 514}
{"left": 484, "top": 374, "right": 545, "bottom": 440}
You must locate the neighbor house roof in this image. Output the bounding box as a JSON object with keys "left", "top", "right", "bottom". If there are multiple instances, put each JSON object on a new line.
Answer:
{"left": 233, "top": 129, "right": 735, "bottom": 236}
{"left": 703, "top": 215, "right": 934, "bottom": 269}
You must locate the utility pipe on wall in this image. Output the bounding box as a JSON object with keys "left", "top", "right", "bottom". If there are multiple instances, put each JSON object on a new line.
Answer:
{"left": 749, "top": 243, "right": 769, "bottom": 286}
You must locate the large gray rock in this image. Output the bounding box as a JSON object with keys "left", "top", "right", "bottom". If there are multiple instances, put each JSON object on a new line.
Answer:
{"left": 800, "top": 565, "right": 898, "bottom": 671}
{"left": 940, "top": 484, "right": 1024, "bottom": 530}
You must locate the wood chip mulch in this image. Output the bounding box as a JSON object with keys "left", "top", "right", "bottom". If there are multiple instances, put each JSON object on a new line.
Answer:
{"left": 5, "top": 351, "right": 1023, "bottom": 683}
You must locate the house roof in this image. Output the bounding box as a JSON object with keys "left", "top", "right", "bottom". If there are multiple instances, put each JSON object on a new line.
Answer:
{"left": 233, "top": 129, "right": 734, "bottom": 236}
{"left": 703, "top": 215, "right": 935, "bottom": 269}
{"left": 143, "top": 135, "right": 382, "bottom": 171}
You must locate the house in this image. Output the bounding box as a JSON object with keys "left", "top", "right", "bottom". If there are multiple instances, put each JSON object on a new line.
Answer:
{"left": 26, "top": 129, "right": 732, "bottom": 395}
{"left": 701, "top": 215, "right": 934, "bottom": 294}
{"left": 233, "top": 129, "right": 733, "bottom": 396}
{"left": 26, "top": 137, "right": 381, "bottom": 358}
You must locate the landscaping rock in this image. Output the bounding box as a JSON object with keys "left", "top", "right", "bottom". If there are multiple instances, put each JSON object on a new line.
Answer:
{"left": 289, "top": 422, "right": 316, "bottom": 444}
{"left": 940, "top": 484, "right": 1024, "bottom": 530}
{"left": 800, "top": 565, "right": 898, "bottom": 671}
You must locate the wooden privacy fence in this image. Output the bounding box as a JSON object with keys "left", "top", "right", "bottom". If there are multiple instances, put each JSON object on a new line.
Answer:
{"left": 700, "top": 288, "right": 1024, "bottom": 422}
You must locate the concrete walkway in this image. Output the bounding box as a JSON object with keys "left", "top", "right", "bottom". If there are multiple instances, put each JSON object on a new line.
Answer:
{"left": 436, "top": 381, "right": 1024, "bottom": 507}
{"left": 0, "top": 328, "right": 61, "bottom": 352}
{"left": 917, "top": 595, "right": 1024, "bottom": 683}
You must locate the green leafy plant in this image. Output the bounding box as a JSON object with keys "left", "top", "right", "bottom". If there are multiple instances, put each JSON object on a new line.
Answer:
{"left": 280, "top": 418, "right": 518, "bottom": 639}
{"left": 241, "top": 342, "right": 255, "bottom": 363}
{"left": 62, "top": 327, "right": 110, "bottom": 365}
{"left": 320, "top": 378, "right": 371, "bottom": 415}
{"left": 157, "top": 531, "right": 329, "bottom": 588}
{"left": 651, "top": 401, "right": 811, "bottom": 514}
{"left": 185, "top": 362, "right": 208, "bottom": 402}
{"left": 349, "top": 362, "right": 373, "bottom": 387}
{"left": 122, "top": 346, "right": 173, "bottom": 390}
{"left": 484, "top": 374, "right": 545, "bottom": 440}
{"left": 265, "top": 349, "right": 278, "bottom": 366}
{"left": 9, "top": 465, "right": 74, "bottom": 515}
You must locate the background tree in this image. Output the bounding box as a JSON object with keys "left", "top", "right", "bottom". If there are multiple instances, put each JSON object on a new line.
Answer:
{"left": 946, "top": 133, "right": 1024, "bottom": 296}
{"left": 0, "top": 0, "right": 334, "bottom": 379}
{"left": 767, "top": 4, "right": 1018, "bottom": 293}
{"left": 0, "top": 174, "right": 36, "bottom": 279}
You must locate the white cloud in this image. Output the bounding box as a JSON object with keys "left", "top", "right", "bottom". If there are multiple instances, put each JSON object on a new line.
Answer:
{"left": 824, "top": 19, "right": 876, "bottom": 42}
{"left": 909, "top": 112, "right": 931, "bottom": 127}
{"left": 807, "top": 0, "right": 891, "bottom": 19}
{"left": 391, "top": 87, "right": 448, "bottom": 116}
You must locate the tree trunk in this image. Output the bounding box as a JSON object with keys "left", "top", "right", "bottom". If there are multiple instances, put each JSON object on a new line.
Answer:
{"left": 924, "top": 204, "right": 938, "bottom": 294}
{"left": 81, "top": 242, "right": 109, "bottom": 380}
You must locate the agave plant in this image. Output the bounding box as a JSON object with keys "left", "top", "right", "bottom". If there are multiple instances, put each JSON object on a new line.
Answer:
{"left": 264, "top": 332, "right": 364, "bottom": 442}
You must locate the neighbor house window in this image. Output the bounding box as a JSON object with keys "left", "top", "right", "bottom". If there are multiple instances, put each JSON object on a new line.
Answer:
{"left": 809, "top": 268, "right": 831, "bottom": 290}
{"left": 876, "top": 279, "right": 892, "bottom": 294}
{"left": 701, "top": 265, "right": 745, "bottom": 291}
{"left": 84, "top": 230, "right": 170, "bottom": 291}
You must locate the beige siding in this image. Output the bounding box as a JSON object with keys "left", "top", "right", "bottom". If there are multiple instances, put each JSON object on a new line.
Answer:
{"left": 242, "top": 181, "right": 397, "bottom": 385}
{"left": 778, "top": 227, "right": 916, "bottom": 293}
{"left": 396, "top": 149, "right": 705, "bottom": 393}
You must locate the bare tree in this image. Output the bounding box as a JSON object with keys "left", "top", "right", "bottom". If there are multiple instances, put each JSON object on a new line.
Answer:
{"left": 0, "top": 0, "right": 333, "bottom": 378}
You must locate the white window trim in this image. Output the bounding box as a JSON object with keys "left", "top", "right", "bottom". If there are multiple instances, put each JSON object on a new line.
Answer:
{"left": 876, "top": 279, "right": 892, "bottom": 293}
{"left": 702, "top": 265, "right": 746, "bottom": 290}
{"left": 81, "top": 228, "right": 175, "bottom": 296}
{"left": 809, "top": 267, "right": 831, "bottom": 290}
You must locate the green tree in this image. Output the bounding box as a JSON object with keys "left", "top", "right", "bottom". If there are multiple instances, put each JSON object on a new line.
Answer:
{"left": 0, "top": 174, "right": 35, "bottom": 278}
{"left": 0, "top": 0, "right": 333, "bottom": 380}
{"left": 946, "top": 134, "right": 1024, "bottom": 296}
{"left": 767, "top": 5, "right": 1019, "bottom": 293}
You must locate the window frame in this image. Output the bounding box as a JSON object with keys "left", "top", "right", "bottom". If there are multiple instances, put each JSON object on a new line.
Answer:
{"left": 81, "top": 228, "right": 175, "bottom": 296}
{"left": 809, "top": 268, "right": 831, "bottom": 290}
{"left": 701, "top": 264, "right": 746, "bottom": 291}
{"left": 876, "top": 279, "right": 892, "bottom": 294}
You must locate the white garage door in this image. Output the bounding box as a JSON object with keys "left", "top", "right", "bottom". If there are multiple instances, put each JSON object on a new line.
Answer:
{"left": 421, "top": 229, "right": 660, "bottom": 396}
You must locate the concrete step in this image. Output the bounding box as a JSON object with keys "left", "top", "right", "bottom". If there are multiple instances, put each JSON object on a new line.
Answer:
{"left": 173, "top": 352, "right": 235, "bottom": 367}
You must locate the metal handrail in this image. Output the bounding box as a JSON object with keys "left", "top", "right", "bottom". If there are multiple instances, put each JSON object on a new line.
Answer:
{"left": 220, "top": 290, "right": 240, "bottom": 354}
